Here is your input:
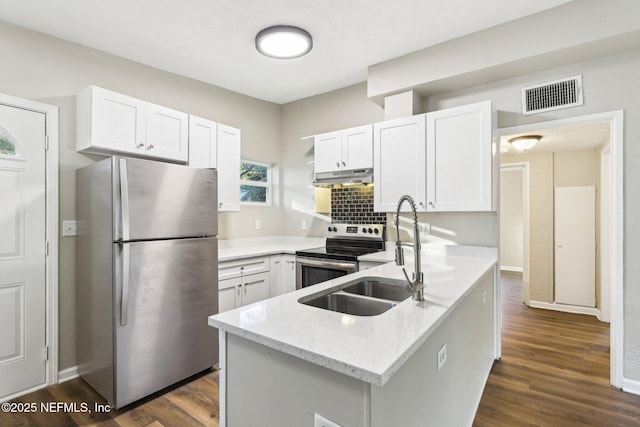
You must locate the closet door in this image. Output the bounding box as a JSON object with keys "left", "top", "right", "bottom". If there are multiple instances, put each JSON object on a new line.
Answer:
{"left": 554, "top": 186, "right": 595, "bottom": 307}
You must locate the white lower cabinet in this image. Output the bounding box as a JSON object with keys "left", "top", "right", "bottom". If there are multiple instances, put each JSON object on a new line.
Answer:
{"left": 218, "top": 257, "right": 270, "bottom": 313}
{"left": 269, "top": 254, "right": 297, "bottom": 297}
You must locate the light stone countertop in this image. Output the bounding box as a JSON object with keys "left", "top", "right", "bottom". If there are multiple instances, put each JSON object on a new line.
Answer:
{"left": 218, "top": 236, "right": 325, "bottom": 262}
{"left": 209, "top": 246, "right": 498, "bottom": 386}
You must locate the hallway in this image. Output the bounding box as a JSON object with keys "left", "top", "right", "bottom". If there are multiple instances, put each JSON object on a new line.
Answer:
{"left": 474, "top": 275, "right": 640, "bottom": 426}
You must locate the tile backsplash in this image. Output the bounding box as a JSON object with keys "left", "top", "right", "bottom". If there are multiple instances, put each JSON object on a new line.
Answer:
{"left": 330, "top": 186, "right": 387, "bottom": 225}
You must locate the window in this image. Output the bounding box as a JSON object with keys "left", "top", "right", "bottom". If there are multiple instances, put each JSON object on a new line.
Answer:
{"left": 0, "top": 127, "right": 19, "bottom": 157}
{"left": 240, "top": 160, "right": 272, "bottom": 205}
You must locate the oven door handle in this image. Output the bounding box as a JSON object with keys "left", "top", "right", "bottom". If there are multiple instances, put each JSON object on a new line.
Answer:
{"left": 296, "top": 257, "right": 357, "bottom": 269}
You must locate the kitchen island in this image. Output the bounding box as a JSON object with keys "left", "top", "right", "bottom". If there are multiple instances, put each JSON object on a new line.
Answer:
{"left": 208, "top": 246, "right": 498, "bottom": 427}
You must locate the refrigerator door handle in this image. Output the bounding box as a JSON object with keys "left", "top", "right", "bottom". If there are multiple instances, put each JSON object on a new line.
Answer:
{"left": 120, "top": 243, "right": 130, "bottom": 326}
{"left": 119, "top": 158, "right": 130, "bottom": 241}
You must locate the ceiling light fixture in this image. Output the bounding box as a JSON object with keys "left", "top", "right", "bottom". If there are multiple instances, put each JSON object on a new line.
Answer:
{"left": 509, "top": 135, "right": 542, "bottom": 151}
{"left": 255, "top": 25, "right": 313, "bottom": 59}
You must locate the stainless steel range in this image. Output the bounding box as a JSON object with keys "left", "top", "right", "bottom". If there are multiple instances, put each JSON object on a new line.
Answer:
{"left": 295, "top": 224, "right": 385, "bottom": 289}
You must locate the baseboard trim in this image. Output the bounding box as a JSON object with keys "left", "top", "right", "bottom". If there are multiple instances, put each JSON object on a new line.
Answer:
{"left": 500, "top": 266, "right": 523, "bottom": 273}
{"left": 58, "top": 366, "right": 79, "bottom": 383}
{"left": 622, "top": 378, "right": 640, "bottom": 396}
{"left": 529, "top": 300, "right": 600, "bottom": 317}
{"left": 1, "top": 383, "right": 47, "bottom": 403}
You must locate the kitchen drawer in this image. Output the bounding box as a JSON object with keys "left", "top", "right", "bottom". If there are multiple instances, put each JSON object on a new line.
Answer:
{"left": 219, "top": 256, "right": 270, "bottom": 281}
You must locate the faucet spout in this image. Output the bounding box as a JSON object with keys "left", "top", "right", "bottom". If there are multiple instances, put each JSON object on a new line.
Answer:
{"left": 394, "top": 195, "right": 424, "bottom": 301}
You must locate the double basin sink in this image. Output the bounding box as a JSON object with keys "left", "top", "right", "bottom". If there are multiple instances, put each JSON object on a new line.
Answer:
{"left": 298, "top": 277, "right": 412, "bottom": 316}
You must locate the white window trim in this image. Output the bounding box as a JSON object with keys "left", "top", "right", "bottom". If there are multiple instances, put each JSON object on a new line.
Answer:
{"left": 240, "top": 159, "right": 272, "bottom": 206}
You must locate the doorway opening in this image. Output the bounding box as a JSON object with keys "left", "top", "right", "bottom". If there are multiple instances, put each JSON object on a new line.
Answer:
{"left": 498, "top": 110, "right": 623, "bottom": 388}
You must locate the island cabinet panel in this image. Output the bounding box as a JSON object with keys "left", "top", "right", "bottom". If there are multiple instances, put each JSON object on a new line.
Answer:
{"left": 224, "top": 333, "right": 368, "bottom": 427}
{"left": 217, "top": 268, "right": 496, "bottom": 427}
{"left": 370, "top": 271, "right": 495, "bottom": 427}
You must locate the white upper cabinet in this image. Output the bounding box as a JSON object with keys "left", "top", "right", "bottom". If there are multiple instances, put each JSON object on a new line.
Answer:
{"left": 188, "top": 115, "right": 217, "bottom": 169}
{"left": 314, "top": 131, "right": 342, "bottom": 173}
{"left": 145, "top": 103, "right": 189, "bottom": 161}
{"left": 76, "top": 86, "right": 188, "bottom": 162}
{"left": 373, "top": 115, "right": 427, "bottom": 212}
{"left": 426, "top": 100, "right": 493, "bottom": 212}
{"left": 314, "top": 124, "right": 373, "bottom": 174}
{"left": 216, "top": 123, "right": 241, "bottom": 212}
{"left": 188, "top": 115, "right": 241, "bottom": 212}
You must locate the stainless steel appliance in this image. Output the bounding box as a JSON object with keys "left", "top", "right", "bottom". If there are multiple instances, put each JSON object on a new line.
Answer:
{"left": 296, "top": 224, "right": 385, "bottom": 289}
{"left": 76, "top": 156, "right": 218, "bottom": 409}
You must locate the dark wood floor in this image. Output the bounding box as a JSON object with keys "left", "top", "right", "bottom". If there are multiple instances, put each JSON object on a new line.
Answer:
{"left": 473, "top": 275, "right": 640, "bottom": 426}
{"left": 0, "top": 370, "right": 220, "bottom": 426}
{"left": 4, "top": 276, "right": 640, "bottom": 426}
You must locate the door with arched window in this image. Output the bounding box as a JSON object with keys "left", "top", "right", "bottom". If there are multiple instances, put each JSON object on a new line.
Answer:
{"left": 0, "top": 103, "right": 47, "bottom": 399}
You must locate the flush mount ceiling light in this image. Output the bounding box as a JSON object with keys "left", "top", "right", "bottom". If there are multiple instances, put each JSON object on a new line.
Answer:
{"left": 255, "top": 25, "right": 313, "bottom": 59}
{"left": 509, "top": 135, "right": 542, "bottom": 151}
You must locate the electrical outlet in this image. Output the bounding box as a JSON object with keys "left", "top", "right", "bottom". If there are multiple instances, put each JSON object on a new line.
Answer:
{"left": 62, "top": 220, "right": 78, "bottom": 237}
{"left": 254, "top": 220, "right": 261, "bottom": 230}
{"left": 482, "top": 290, "right": 487, "bottom": 304}
{"left": 301, "top": 220, "right": 307, "bottom": 231}
{"left": 437, "top": 344, "right": 447, "bottom": 370}
{"left": 314, "top": 413, "right": 342, "bottom": 427}
{"left": 419, "top": 222, "right": 431, "bottom": 234}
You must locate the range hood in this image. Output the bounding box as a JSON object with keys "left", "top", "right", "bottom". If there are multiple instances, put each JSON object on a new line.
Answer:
{"left": 313, "top": 168, "right": 373, "bottom": 187}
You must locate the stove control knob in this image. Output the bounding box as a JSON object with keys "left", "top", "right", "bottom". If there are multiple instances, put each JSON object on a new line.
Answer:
{"left": 327, "top": 226, "right": 332, "bottom": 232}
{"left": 368, "top": 228, "right": 373, "bottom": 234}
{"left": 332, "top": 227, "right": 337, "bottom": 232}
{"left": 362, "top": 227, "right": 367, "bottom": 234}
{"left": 373, "top": 228, "right": 379, "bottom": 234}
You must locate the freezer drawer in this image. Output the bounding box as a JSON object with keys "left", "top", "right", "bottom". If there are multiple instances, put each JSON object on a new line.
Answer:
{"left": 114, "top": 156, "right": 217, "bottom": 241}
{"left": 114, "top": 237, "right": 218, "bottom": 408}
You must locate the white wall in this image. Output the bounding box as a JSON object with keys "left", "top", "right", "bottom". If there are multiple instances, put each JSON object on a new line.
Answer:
{"left": 423, "top": 50, "right": 640, "bottom": 381}
{"left": 500, "top": 169, "right": 523, "bottom": 271}
{"left": 0, "top": 21, "right": 282, "bottom": 370}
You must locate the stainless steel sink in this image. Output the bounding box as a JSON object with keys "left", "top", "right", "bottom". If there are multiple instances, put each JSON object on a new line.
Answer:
{"left": 341, "top": 279, "right": 412, "bottom": 302}
{"left": 300, "top": 293, "right": 395, "bottom": 316}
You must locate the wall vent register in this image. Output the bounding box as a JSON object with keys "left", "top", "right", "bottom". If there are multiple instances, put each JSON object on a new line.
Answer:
{"left": 521, "top": 75, "right": 583, "bottom": 115}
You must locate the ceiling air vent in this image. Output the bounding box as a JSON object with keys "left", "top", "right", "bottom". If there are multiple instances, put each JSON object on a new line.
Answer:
{"left": 521, "top": 75, "right": 583, "bottom": 115}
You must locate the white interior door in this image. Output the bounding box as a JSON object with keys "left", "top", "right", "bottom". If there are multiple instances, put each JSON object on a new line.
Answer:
{"left": 0, "top": 104, "right": 47, "bottom": 399}
{"left": 554, "top": 186, "right": 595, "bottom": 307}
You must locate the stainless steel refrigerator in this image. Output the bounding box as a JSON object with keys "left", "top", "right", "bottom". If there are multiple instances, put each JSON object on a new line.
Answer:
{"left": 76, "top": 156, "right": 218, "bottom": 409}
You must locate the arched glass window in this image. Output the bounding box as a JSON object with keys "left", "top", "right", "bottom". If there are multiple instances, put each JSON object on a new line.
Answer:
{"left": 0, "top": 127, "right": 20, "bottom": 158}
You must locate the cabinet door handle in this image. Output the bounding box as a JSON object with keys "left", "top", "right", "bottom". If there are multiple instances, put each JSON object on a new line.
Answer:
{"left": 237, "top": 285, "right": 241, "bottom": 295}
{"left": 341, "top": 161, "right": 346, "bottom": 167}
{"left": 286, "top": 260, "right": 295, "bottom": 264}
{"left": 148, "top": 144, "right": 154, "bottom": 150}
{"left": 428, "top": 201, "right": 434, "bottom": 207}
{"left": 136, "top": 143, "right": 144, "bottom": 149}
{"left": 274, "top": 261, "right": 280, "bottom": 264}
{"left": 336, "top": 162, "right": 340, "bottom": 167}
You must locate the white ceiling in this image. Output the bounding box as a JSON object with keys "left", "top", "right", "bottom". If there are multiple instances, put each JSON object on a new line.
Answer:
{"left": 501, "top": 121, "right": 611, "bottom": 156}
{"left": 0, "top": 0, "right": 573, "bottom": 104}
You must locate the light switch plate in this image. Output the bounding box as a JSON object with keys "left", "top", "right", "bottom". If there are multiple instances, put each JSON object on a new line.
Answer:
{"left": 62, "top": 220, "right": 78, "bottom": 237}
{"left": 314, "top": 413, "right": 342, "bottom": 427}
{"left": 437, "top": 344, "right": 447, "bottom": 370}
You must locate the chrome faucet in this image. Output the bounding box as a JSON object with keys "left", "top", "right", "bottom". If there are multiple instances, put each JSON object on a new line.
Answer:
{"left": 395, "top": 195, "right": 424, "bottom": 301}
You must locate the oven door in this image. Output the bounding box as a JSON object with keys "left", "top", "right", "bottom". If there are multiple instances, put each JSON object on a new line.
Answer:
{"left": 295, "top": 256, "right": 358, "bottom": 289}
